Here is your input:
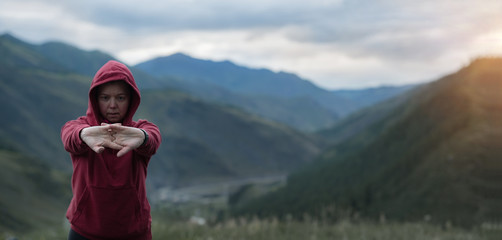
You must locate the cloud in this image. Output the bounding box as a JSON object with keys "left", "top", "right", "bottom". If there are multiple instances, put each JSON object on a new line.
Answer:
{"left": 1, "top": 0, "right": 502, "bottom": 89}
{"left": 48, "top": 0, "right": 344, "bottom": 32}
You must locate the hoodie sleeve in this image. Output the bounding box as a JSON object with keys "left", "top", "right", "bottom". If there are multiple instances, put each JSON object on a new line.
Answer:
{"left": 61, "top": 116, "right": 91, "bottom": 155}
{"left": 134, "top": 120, "right": 161, "bottom": 157}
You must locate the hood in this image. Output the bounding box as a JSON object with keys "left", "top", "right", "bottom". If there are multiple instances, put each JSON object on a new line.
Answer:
{"left": 86, "top": 60, "right": 141, "bottom": 126}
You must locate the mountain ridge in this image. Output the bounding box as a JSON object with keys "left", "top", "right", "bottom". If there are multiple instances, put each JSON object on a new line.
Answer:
{"left": 232, "top": 57, "right": 502, "bottom": 226}
{"left": 135, "top": 52, "right": 351, "bottom": 103}
{"left": 135, "top": 52, "right": 416, "bottom": 131}
{"left": 1, "top": 33, "right": 415, "bottom": 132}
{"left": 0, "top": 33, "right": 324, "bottom": 187}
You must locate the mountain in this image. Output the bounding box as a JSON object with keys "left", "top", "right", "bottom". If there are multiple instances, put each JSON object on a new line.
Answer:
{"left": 232, "top": 57, "right": 502, "bottom": 226}
{"left": 316, "top": 86, "right": 415, "bottom": 145}
{"left": 138, "top": 89, "right": 324, "bottom": 187}
{"left": 33, "top": 42, "right": 338, "bottom": 131}
{"left": 34, "top": 41, "right": 166, "bottom": 89}
{"left": 135, "top": 53, "right": 329, "bottom": 98}
{"left": 0, "top": 33, "right": 324, "bottom": 186}
{"left": 0, "top": 33, "right": 65, "bottom": 72}
{"left": 0, "top": 34, "right": 90, "bottom": 170}
{"left": 32, "top": 42, "right": 335, "bottom": 131}
{"left": 34, "top": 41, "right": 115, "bottom": 76}
{"left": 135, "top": 53, "right": 416, "bottom": 131}
{"left": 0, "top": 33, "right": 327, "bottom": 234}
{"left": 135, "top": 54, "right": 343, "bottom": 131}
{"left": 0, "top": 145, "right": 70, "bottom": 235}
{"left": 332, "top": 84, "right": 417, "bottom": 110}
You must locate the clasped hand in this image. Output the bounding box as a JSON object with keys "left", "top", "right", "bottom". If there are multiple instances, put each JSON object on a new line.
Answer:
{"left": 80, "top": 123, "right": 145, "bottom": 157}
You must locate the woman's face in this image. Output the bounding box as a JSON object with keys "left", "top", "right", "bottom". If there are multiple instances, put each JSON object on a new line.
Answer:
{"left": 97, "top": 81, "right": 130, "bottom": 123}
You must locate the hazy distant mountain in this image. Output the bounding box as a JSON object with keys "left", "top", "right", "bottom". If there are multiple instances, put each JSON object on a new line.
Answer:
{"left": 135, "top": 53, "right": 327, "bottom": 98}
{"left": 234, "top": 57, "right": 502, "bottom": 226}
{"left": 135, "top": 54, "right": 344, "bottom": 131}
{"left": 332, "top": 85, "right": 417, "bottom": 110}
{"left": 135, "top": 53, "right": 416, "bottom": 131}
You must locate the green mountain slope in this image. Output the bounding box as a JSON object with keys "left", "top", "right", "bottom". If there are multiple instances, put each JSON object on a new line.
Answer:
{"left": 0, "top": 146, "right": 70, "bottom": 234}
{"left": 33, "top": 40, "right": 166, "bottom": 90}
{"left": 0, "top": 33, "right": 324, "bottom": 187}
{"left": 138, "top": 89, "right": 324, "bottom": 187}
{"left": 233, "top": 57, "right": 502, "bottom": 226}
{"left": 0, "top": 34, "right": 90, "bottom": 169}
{"left": 34, "top": 41, "right": 114, "bottom": 76}
{"left": 150, "top": 76, "right": 340, "bottom": 132}
{"left": 0, "top": 34, "right": 65, "bottom": 72}
{"left": 316, "top": 85, "right": 416, "bottom": 146}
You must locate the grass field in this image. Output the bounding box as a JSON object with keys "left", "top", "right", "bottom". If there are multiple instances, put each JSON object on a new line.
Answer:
{"left": 7, "top": 194, "right": 502, "bottom": 240}
{"left": 151, "top": 218, "right": 502, "bottom": 240}
{"left": 11, "top": 216, "right": 502, "bottom": 240}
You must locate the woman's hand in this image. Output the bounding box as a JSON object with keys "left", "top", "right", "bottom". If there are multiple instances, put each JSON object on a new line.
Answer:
{"left": 81, "top": 123, "right": 145, "bottom": 157}
{"left": 107, "top": 124, "right": 145, "bottom": 157}
{"left": 80, "top": 125, "right": 123, "bottom": 154}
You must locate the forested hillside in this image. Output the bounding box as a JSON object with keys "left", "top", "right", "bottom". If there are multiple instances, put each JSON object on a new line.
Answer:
{"left": 233, "top": 58, "right": 502, "bottom": 226}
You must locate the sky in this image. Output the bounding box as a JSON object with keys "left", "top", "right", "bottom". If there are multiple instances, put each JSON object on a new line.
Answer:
{"left": 1, "top": 0, "right": 502, "bottom": 90}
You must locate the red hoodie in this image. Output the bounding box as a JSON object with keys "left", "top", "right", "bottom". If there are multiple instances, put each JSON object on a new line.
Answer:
{"left": 61, "top": 61, "right": 161, "bottom": 240}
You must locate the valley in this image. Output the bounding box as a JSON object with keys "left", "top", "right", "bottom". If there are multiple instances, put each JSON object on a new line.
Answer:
{"left": 3, "top": 33, "right": 502, "bottom": 239}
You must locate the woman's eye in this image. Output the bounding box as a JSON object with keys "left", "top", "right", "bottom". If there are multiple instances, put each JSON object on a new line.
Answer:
{"left": 100, "top": 96, "right": 109, "bottom": 101}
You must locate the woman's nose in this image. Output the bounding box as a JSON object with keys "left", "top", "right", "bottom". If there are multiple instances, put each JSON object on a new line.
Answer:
{"left": 110, "top": 99, "right": 118, "bottom": 108}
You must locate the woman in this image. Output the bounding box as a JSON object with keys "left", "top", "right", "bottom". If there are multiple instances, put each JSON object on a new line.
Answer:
{"left": 61, "top": 60, "right": 161, "bottom": 240}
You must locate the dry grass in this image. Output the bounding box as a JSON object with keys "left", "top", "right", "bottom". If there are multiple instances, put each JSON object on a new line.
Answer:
{"left": 9, "top": 215, "right": 502, "bottom": 240}
{"left": 151, "top": 217, "right": 500, "bottom": 240}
